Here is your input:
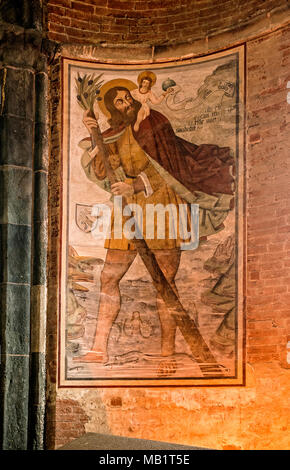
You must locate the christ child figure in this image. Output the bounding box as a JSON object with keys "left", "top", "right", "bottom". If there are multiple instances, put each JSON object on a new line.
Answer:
{"left": 131, "top": 71, "right": 170, "bottom": 132}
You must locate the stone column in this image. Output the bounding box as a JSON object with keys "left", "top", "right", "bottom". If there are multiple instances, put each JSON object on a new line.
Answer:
{"left": 0, "top": 1, "right": 48, "bottom": 450}
{"left": 28, "top": 65, "right": 49, "bottom": 451}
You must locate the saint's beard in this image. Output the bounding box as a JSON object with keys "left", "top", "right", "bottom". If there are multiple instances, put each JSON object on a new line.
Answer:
{"left": 120, "top": 101, "right": 140, "bottom": 126}
{"left": 108, "top": 98, "right": 141, "bottom": 129}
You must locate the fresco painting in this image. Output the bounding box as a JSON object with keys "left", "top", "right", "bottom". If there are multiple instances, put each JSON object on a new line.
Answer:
{"left": 60, "top": 47, "right": 245, "bottom": 386}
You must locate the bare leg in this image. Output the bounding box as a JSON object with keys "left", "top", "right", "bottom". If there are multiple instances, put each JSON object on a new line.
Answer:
{"left": 153, "top": 249, "right": 181, "bottom": 357}
{"left": 74, "top": 249, "right": 136, "bottom": 363}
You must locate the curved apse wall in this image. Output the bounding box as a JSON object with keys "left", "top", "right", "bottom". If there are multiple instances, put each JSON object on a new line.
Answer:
{"left": 46, "top": 0, "right": 288, "bottom": 47}
{"left": 45, "top": 0, "right": 290, "bottom": 450}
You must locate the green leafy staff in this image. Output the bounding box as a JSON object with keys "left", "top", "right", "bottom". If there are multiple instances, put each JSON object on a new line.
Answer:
{"left": 75, "top": 72, "right": 105, "bottom": 169}
{"left": 75, "top": 72, "right": 104, "bottom": 113}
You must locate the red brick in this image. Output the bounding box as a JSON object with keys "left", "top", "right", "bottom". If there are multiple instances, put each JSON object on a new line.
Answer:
{"left": 249, "top": 271, "right": 260, "bottom": 280}
{"left": 79, "top": 0, "right": 105, "bottom": 4}
{"left": 55, "top": 399, "right": 89, "bottom": 447}
{"left": 267, "top": 243, "right": 286, "bottom": 252}
{"left": 92, "top": 32, "right": 125, "bottom": 42}
{"left": 49, "top": 23, "right": 66, "bottom": 34}
{"left": 259, "top": 261, "right": 284, "bottom": 271}
{"left": 47, "top": 4, "right": 65, "bottom": 16}
{"left": 71, "top": 1, "right": 94, "bottom": 13}
{"left": 248, "top": 352, "right": 280, "bottom": 362}
{"left": 49, "top": 0, "right": 71, "bottom": 6}
{"left": 248, "top": 245, "right": 268, "bottom": 255}
{"left": 92, "top": 6, "right": 112, "bottom": 16}
{"left": 147, "top": 0, "right": 167, "bottom": 8}
{"left": 48, "top": 31, "right": 68, "bottom": 42}
{"left": 249, "top": 132, "right": 261, "bottom": 144}
{"left": 248, "top": 344, "right": 278, "bottom": 354}
{"left": 158, "top": 23, "right": 175, "bottom": 33}
{"left": 64, "top": 8, "right": 89, "bottom": 20}
{"left": 66, "top": 26, "right": 101, "bottom": 38}
{"left": 247, "top": 320, "right": 274, "bottom": 330}
{"left": 248, "top": 334, "right": 281, "bottom": 346}
{"left": 115, "top": 17, "right": 137, "bottom": 26}
{"left": 48, "top": 13, "right": 71, "bottom": 26}
{"left": 69, "top": 18, "right": 90, "bottom": 29}
{"left": 102, "top": 23, "right": 129, "bottom": 33}
{"left": 248, "top": 234, "right": 273, "bottom": 245}
{"left": 134, "top": 1, "right": 149, "bottom": 10}
{"left": 278, "top": 225, "right": 290, "bottom": 233}
{"left": 107, "top": 0, "right": 134, "bottom": 10}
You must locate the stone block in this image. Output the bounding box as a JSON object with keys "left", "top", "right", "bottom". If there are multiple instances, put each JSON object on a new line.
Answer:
{"left": 0, "top": 354, "right": 30, "bottom": 450}
{"left": 0, "top": 32, "right": 42, "bottom": 69}
{"left": 0, "top": 167, "right": 32, "bottom": 225}
{"left": 28, "top": 399, "right": 46, "bottom": 449}
{"left": 0, "top": 0, "right": 43, "bottom": 30}
{"left": 30, "top": 285, "right": 47, "bottom": 353}
{"left": 35, "top": 73, "right": 48, "bottom": 124}
{"left": 0, "top": 0, "right": 23, "bottom": 27}
{"left": 2, "top": 67, "right": 34, "bottom": 120}
{"left": 29, "top": 352, "right": 46, "bottom": 403}
{"left": 29, "top": 0, "right": 43, "bottom": 31}
{"left": 33, "top": 171, "right": 48, "bottom": 223}
{"left": 0, "top": 223, "right": 31, "bottom": 284}
{"left": 0, "top": 115, "right": 34, "bottom": 168}
{"left": 32, "top": 221, "right": 47, "bottom": 286}
{"left": 0, "top": 283, "right": 30, "bottom": 354}
{"left": 34, "top": 122, "right": 49, "bottom": 171}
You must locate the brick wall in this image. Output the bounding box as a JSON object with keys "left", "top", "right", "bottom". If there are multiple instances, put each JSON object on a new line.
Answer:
{"left": 247, "top": 25, "right": 290, "bottom": 365}
{"left": 46, "top": 0, "right": 288, "bottom": 46}
{"left": 46, "top": 3, "right": 290, "bottom": 450}
{"left": 55, "top": 399, "right": 89, "bottom": 448}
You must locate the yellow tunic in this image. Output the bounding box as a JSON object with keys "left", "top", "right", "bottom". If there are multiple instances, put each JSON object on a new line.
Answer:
{"left": 80, "top": 125, "right": 233, "bottom": 246}
{"left": 102, "top": 126, "right": 193, "bottom": 251}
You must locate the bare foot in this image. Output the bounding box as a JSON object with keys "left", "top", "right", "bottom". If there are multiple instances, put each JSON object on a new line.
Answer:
{"left": 73, "top": 351, "right": 107, "bottom": 363}
{"left": 157, "top": 358, "right": 177, "bottom": 377}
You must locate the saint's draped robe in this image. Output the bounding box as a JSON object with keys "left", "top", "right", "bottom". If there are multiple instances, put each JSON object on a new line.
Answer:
{"left": 79, "top": 109, "right": 235, "bottom": 249}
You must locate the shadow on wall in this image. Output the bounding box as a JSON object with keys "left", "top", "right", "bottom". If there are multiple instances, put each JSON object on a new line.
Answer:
{"left": 55, "top": 396, "right": 111, "bottom": 449}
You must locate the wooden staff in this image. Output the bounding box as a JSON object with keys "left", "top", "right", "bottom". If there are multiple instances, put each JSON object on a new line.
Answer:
{"left": 88, "top": 110, "right": 221, "bottom": 368}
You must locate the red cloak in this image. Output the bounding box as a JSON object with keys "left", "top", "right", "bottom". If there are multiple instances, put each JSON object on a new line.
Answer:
{"left": 102, "top": 109, "right": 235, "bottom": 196}
{"left": 132, "top": 109, "right": 235, "bottom": 196}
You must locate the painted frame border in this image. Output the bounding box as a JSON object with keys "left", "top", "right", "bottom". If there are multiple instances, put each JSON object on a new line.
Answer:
{"left": 59, "top": 45, "right": 246, "bottom": 387}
